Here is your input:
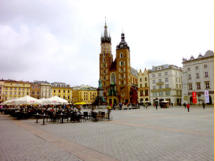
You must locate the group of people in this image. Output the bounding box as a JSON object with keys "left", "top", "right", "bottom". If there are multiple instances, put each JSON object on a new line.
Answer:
{"left": 183, "top": 102, "right": 206, "bottom": 112}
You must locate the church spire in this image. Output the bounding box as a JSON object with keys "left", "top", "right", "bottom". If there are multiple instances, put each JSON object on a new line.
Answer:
{"left": 101, "top": 19, "right": 111, "bottom": 43}
{"left": 116, "top": 32, "right": 129, "bottom": 50}
{"left": 104, "top": 20, "right": 108, "bottom": 38}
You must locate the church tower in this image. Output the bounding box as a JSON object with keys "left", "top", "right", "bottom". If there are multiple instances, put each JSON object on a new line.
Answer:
{"left": 116, "top": 33, "right": 131, "bottom": 104}
{"left": 99, "top": 22, "right": 113, "bottom": 99}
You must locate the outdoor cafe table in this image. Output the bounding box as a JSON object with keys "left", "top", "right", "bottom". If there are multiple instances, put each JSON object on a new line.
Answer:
{"left": 34, "top": 113, "right": 48, "bottom": 125}
{"left": 57, "top": 113, "right": 67, "bottom": 123}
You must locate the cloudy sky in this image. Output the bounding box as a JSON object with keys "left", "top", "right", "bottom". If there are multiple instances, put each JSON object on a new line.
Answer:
{"left": 0, "top": 0, "right": 213, "bottom": 87}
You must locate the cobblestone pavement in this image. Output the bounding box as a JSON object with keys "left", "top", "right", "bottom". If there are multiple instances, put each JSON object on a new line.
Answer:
{"left": 0, "top": 106, "right": 213, "bottom": 161}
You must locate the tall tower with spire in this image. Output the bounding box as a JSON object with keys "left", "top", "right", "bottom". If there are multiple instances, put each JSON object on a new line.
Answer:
{"left": 99, "top": 22, "right": 113, "bottom": 99}
{"left": 98, "top": 22, "right": 138, "bottom": 105}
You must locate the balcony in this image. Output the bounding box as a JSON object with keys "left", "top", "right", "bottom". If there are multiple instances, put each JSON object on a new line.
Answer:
{"left": 156, "top": 82, "right": 164, "bottom": 85}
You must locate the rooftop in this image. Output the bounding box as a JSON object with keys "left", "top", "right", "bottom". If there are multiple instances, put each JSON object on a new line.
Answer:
{"left": 182, "top": 50, "right": 214, "bottom": 63}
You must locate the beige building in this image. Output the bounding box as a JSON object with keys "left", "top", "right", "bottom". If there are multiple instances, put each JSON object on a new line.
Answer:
{"left": 0, "top": 80, "right": 31, "bottom": 103}
{"left": 72, "top": 85, "right": 97, "bottom": 104}
{"left": 138, "top": 69, "right": 150, "bottom": 104}
{"left": 149, "top": 64, "right": 182, "bottom": 105}
{"left": 31, "top": 81, "right": 52, "bottom": 99}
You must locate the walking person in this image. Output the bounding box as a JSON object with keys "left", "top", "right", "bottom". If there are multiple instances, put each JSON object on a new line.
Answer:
{"left": 183, "top": 102, "right": 187, "bottom": 109}
{"left": 145, "top": 102, "right": 148, "bottom": 109}
{"left": 107, "top": 105, "right": 112, "bottom": 120}
{"left": 186, "top": 103, "right": 190, "bottom": 112}
{"left": 119, "top": 102, "right": 122, "bottom": 110}
{"left": 202, "top": 102, "right": 205, "bottom": 109}
{"left": 155, "top": 102, "right": 158, "bottom": 110}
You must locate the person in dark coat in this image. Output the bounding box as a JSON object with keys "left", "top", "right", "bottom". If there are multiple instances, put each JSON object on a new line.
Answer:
{"left": 202, "top": 102, "right": 205, "bottom": 109}
{"left": 155, "top": 102, "right": 158, "bottom": 110}
{"left": 183, "top": 103, "right": 187, "bottom": 109}
{"left": 119, "top": 102, "right": 122, "bottom": 110}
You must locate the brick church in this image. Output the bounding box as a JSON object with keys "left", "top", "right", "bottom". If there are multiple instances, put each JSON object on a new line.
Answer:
{"left": 99, "top": 22, "right": 138, "bottom": 105}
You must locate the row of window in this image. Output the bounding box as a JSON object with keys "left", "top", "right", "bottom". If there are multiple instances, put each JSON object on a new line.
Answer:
{"left": 1, "top": 92, "right": 29, "bottom": 95}
{"left": 3, "top": 87, "right": 30, "bottom": 91}
{"left": 187, "top": 64, "right": 208, "bottom": 71}
{"left": 139, "top": 90, "right": 149, "bottom": 96}
{"left": 152, "top": 84, "right": 182, "bottom": 89}
{"left": 53, "top": 90, "right": 71, "bottom": 93}
{"left": 152, "top": 91, "right": 170, "bottom": 97}
{"left": 188, "top": 72, "right": 208, "bottom": 80}
{"left": 152, "top": 78, "right": 169, "bottom": 84}
{"left": 139, "top": 83, "right": 148, "bottom": 88}
{"left": 152, "top": 72, "right": 168, "bottom": 77}
{"left": 139, "top": 77, "right": 147, "bottom": 82}
{"left": 188, "top": 81, "right": 210, "bottom": 90}
{"left": 53, "top": 94, "right": 70, "bottom": 99}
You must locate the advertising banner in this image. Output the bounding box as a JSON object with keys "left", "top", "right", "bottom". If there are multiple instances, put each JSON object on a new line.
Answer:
{"left": 192, "top": 92, "right": 197, "bottom": 104}
{"left": 204, "top": 90, "right": 209, "bottom": 103}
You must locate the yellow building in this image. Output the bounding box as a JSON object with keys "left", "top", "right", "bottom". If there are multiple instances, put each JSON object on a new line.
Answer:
{"left": 0, "top": 80, "right": 31, "bottom": 103}
{"left": 138, "top": 69, "right": 150, "bottom": 104}
{"left": 51, "top": 82, "right": 72, "bottom": 103}
{"left": 72, "top": 85, "right": 97, "bottom": 104}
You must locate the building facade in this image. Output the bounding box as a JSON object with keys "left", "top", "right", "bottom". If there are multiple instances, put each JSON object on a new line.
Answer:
{"left": 51, "top": 82, "right": 72, "bottom": 103}
{"left": 149, "top": 64, "right": 182, "bottom": 105}
{"left": 72, "top": 85, "right": 97, "bottom": 104}
{"left": 138, "top": 69, "right": 150, "bottom": 104}
{"left": 0, "top": 80, "right": 31, "bottom": 102}
{"left": 182, "top": 50, "right": 214, "bottom": 104}
{"left": 99, "top": 23, "right": 138, "bottom": 105}
{"left": 31, "top": 81, "right": 52, "bottom": 99}
{"left": 40, "top": 83, "right": 52, "bottom": 98}
{"left": 30, "top": 83, "right": 41, "bottom": 99}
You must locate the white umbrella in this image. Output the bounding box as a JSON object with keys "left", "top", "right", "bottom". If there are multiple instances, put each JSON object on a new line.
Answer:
{"left": 38, "top": 98, "right": 47, "bottom": 105}
{"left": 13, "top": 95, "right": 40, "bottom": 105}
{"left": 43, "top": 96, "right": 68, "bottom": 105}
{"left": 1, "top": 98, "right": 18, "bottom": 105}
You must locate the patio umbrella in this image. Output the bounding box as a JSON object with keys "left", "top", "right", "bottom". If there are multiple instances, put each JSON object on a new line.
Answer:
{"left": 43, "top": 96, "right": 68, "bottom": 105}
{"left": 74, "top": 102, "right": 86, "bottom": 105}
{"left": 13, "top": 95, "right": 40, "bottom": 105}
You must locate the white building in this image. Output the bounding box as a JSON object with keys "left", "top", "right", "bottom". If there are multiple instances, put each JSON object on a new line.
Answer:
{"left": 40, "top": 83, "right": 52, "bottom": 98}
{"left": 182, "top": 50, "right": 214, "bottom": 104}
{"left": 149, "top": 64, "right": 182, "bottom": 105}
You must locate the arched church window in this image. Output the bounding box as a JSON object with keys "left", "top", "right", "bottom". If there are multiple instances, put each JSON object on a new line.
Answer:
{"left": 120, "top": 53, "right": 123, "bottom": 58}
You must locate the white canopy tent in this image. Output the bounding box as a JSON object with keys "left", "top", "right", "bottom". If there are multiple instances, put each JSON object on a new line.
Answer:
{"left": 1, "top": 98, "right": 17, "bottom": 105}
{"left": 40, "top": 96, "right": 68, "bottom": 105}
{"left": 1, "top": 96, "right": 40, "bottom": 105}
{"left": 13, "top": 95, "right": 40, "bottom": 105}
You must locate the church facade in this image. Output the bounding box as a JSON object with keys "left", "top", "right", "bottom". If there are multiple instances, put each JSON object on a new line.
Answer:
{"left": 99, "top": 23, "right": 138, "bottom": 105}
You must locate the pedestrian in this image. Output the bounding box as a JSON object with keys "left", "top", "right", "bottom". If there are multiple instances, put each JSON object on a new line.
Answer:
{"left": 202, "top": 102, "right": 205, "bottom": 109}
{"left": 155, "top": 102, "right": 158, "bottom": 110}
{"left": 186, "top": 103, "right": 190, "bottom": 112}
{"left": 107, "top": 105, "right": 112, "bottom": 120}
{"left": 183, "top": 102, "right": 187, "bottom": 109}
{"left": 119, "top": 102, "right": 122, "bottom": 110}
